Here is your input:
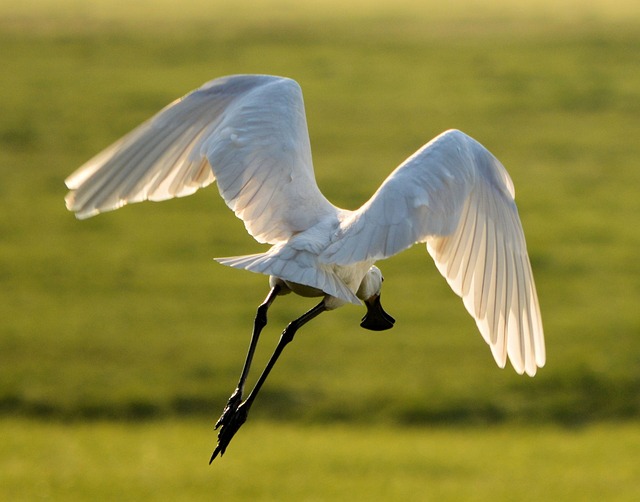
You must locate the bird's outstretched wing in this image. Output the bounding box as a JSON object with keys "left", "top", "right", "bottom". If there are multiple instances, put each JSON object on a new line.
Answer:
{"left": 322, "top": 129, "right": 544, "bottom": 375}
{"left": 65, "top": 75, "right": 336, "bottom": 244}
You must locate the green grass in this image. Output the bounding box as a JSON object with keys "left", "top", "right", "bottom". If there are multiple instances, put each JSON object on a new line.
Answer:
{"left": 1, "top": 1, "right": 640, "bottom": 498}
{"left": 2, "top": 419, "right": 640, "bottom": 501}
{"left": 2, "top": 6, "right": 639, "bottom": 424}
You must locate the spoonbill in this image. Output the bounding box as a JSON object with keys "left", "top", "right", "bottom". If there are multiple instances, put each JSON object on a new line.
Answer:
{"left": 65, "top": 74, "right": 545, "bottom": 462}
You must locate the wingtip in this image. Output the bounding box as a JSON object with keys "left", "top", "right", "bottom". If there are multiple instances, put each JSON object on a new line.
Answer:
{"left": 64, "top": 193, "right": 93, "bottom": 220}
{"left": 510, "top": 353, "right": 543, "bottom": 377}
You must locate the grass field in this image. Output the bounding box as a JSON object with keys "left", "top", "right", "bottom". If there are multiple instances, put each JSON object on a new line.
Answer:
{"left": 1, "top": 0, "right": 640, "bottom": 499}
{"left": 3, "top": 419, "right": 640, "bottom": 501}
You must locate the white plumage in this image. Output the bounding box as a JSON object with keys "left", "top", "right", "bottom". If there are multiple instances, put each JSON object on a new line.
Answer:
{"left": 65, "top": 74, "right": 545, "bottom": 377}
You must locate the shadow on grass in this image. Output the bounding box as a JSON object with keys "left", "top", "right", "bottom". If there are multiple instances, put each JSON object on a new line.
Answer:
{"left": 1, "top": 366, "right": 638, "bottom": 426}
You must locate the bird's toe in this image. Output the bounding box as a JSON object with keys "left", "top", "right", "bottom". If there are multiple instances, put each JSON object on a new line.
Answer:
{"left": 215, "top": 388, "right": 243, "bottom": 430}
{"left": 210, "top": 402, "right": 249, "bottom": 463}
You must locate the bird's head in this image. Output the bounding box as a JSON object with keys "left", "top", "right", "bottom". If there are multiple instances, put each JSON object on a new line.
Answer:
{"left": 358, "top": 266, "right": 396, "bottom": 331}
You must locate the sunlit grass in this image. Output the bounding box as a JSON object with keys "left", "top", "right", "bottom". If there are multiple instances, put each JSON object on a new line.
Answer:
{"left": 2, "top": 0, "right": 640, "bottom": 26}
{"left": 1, "top": 0, "right": 639, "bottom": 429}
{"left": 2, "top": 1, "right": 640, "bottom": 499}
{"left": 2, "top": 419, "right": 639, "bottom": 501}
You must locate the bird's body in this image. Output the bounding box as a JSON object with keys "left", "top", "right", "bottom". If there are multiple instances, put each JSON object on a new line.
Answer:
{"left": 65, "top": 74, "right": 545, "bottom": 461}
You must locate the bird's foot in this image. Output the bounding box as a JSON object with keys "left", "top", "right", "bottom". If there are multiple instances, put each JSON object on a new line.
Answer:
{"left": 214, "top": 388, "right": 243, "bottom": 430}
{"left": 210, "top": 401, "right": 249, "bottom": 463}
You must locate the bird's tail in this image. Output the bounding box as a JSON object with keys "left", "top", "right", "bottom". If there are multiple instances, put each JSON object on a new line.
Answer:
{"left": 215, "top": 251, "right": 361, "bottom": 305}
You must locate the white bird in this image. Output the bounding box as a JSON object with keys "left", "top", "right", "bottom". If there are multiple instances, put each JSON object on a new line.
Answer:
{"left": 65, "top": 74, "right": 545, "bottom": 461}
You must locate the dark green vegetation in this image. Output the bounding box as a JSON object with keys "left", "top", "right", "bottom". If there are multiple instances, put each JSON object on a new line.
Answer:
{"left": 2, "top": 1, "right": 639, "bottom": 428}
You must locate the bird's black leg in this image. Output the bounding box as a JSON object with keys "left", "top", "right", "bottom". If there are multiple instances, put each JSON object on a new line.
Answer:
{"left": 214, "top": 285, "right": 281, "bottom": 431}
{"left": 210, "top": 299, "right": 327, "bottom": 463}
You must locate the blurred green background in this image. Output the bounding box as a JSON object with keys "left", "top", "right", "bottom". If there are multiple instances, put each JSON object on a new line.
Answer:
{"left": 1, "top": 0, "right": 639, "bottom": 499}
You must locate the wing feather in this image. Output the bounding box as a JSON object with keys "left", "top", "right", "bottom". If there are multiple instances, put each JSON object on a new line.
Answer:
{"left": 65, "top": 75, "right": 336, "bottom": 244}
{"left": 322, "top": 129, "right": 544, "bottom": 375}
